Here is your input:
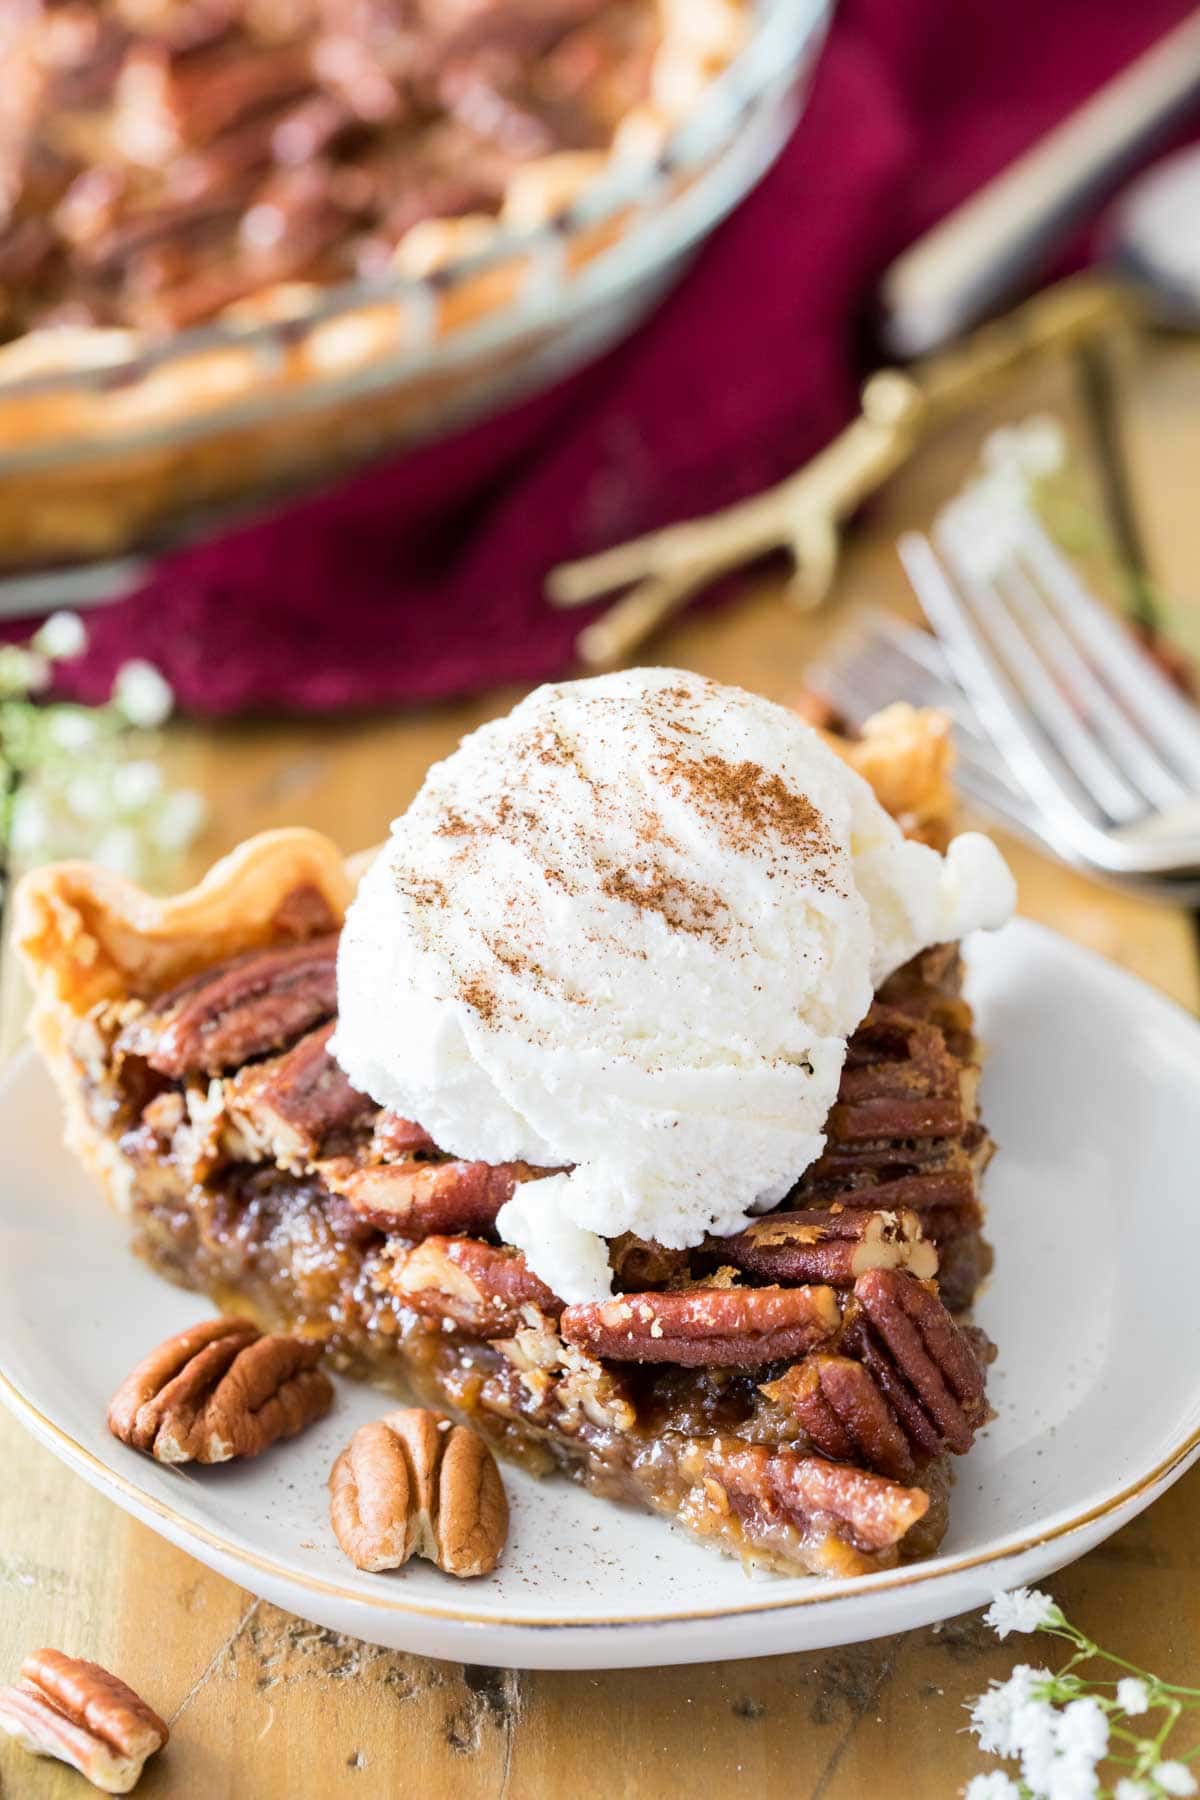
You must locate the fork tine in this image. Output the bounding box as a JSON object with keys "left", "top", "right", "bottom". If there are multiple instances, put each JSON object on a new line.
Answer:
{"left": 998, "top": 557, "right": 1188, "bottom": 811}
{"left": 1016, "top": 511, "right": 1200, "bottom": 786}
{"left": 811, "top": 614, "right": 1018, "bottom": 763}
{"left": 936, "top": 518, "right": 1145, "bottom": 824}
{"left": 898, "top": 531, "right": 1127, "bottom": 858}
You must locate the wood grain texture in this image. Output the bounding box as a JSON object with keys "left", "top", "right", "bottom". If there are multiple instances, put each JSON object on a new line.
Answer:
{"left": 2, "top": 336, "right": 1198, "bottom": 1800}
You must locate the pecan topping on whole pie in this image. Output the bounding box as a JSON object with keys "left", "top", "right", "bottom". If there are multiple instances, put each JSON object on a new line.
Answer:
{"left": 107, "top": 1316, "right": 332, "bottom": 1463}
{"left": 560, "top": 1284, "right": 841, "bottom": 1366}
{"left": 0, "top": 1649, "right": 167, "bottom": 1795}
{"left": 330, "top": 1407, "right": 508, "bottom": 1578}
{"left": 0, "top": 0, "right": 710, "bottom": 344}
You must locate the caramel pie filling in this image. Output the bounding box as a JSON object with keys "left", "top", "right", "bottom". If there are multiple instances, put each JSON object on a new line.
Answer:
{"left": 66, "top": 925, "right": 995, "bottom": 1580}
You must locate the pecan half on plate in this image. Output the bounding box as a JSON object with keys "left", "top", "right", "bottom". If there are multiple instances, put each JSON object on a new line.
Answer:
{"left": 330, "top": 1408, "right": 508, "bottom": 1578}
{"left": 107, "top": 1316, "right": 332, "bottom": 1463}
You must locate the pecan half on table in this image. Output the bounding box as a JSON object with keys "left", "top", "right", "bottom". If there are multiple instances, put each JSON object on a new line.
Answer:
{"left": 107, "top": 1317, "right": 332, "bottom": 1464}
{"left": 0, "top": 1649, "right": 167, "bottom": 1794}
{"left": 330, "top": 1407, "right": 508, "bottom": 1578}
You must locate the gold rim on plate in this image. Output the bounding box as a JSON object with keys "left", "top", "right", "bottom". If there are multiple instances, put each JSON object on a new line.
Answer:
{"left": 3, "top": 1363, "right": 1198, "bottom": 1632}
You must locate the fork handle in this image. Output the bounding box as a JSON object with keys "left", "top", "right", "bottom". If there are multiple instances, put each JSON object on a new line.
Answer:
{"left": 880, "top": 10, "right": 1200, "bottom": 357}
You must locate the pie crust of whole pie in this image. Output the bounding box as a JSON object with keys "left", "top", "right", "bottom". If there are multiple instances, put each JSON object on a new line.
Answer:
{"left": 15, "top": 704, "right": 998, "bottom": 1581}
{"left": 0, "top": 0, "right": 764, "bottom": 565}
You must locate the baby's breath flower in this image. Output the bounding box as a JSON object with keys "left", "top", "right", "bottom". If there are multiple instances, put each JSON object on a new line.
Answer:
{"left": 1057, "top": 1696, "right": 1108, "bottom": 1763}
{"left": 1157, "top": 1764, "right": 1199, "bottom": 1797}
{"left": 92, "top": 826, "right": 144, "bottom": 880}
{"left": 112, "top": 659, "right": 174, "bottom": 729}
{"left": 151, "top": 787, "right": 205, "bottom": 853}
{"left": 65, "top": 769, "right": 111, "bottom": 823}
{"left": 1014, "top": 1698, "right": 1058, "bottom": 1792}
{"left": 0, "top": 625, "right": 201, "bottom": 890}
{"left": 965, "top": 1775, "right": 1023, "bottom": 1799}
{"left": 985, "top": 1589, "right": 1063, "bottom": 1640}
{"left": 1117, "top": 1678, "right": 1151, "bottom": 1716}
{"left": 1114, "top": 1781, "right": 1154, "bottom": 1800}
{"left": 0, "top": 645, "right": 50, "bottom": 697}
{"left": 981, "top": 416, "right": 1066, "bottom": 481}
{"left": 49, "top": 708, "right": 101, "bottom": 752}
{"left": 33, "top": 610, "right": 87, "bottom": 661}
{"left": 111, "top": 759, "right": 162, "bottom": 811}
{"left": 9, "top": 790, "right": 52, "bottom": 858}
{"left": 970, "top": 1665, "right": 1055, "bottom": 1756}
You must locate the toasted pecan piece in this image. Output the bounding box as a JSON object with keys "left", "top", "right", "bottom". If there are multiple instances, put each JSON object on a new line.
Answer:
{"left": 0, "top": 1649, "right": 167, "bottom": 1794}
{"left": 320, "top": 1155, "right": 544, "bottom": 1237}
{"left": 107, "top": 1317, "right": 332, "bottom": 1464}
{"left": 561, "top": 1284, "right": 840, "bottom": 1367}
{"left": 717, "top": 1207, "right": 937, "bottom": 1287}
{"left": 799, "top": 1170, "right": 982, "bottom": 1231}
{"left": 329, "top": 1408, "right": 507, "bottom": 1578}
{"left": 848, "top": 1268, "right": 990, "bottom": 1458}
{"left": 762, "top": 1355, "right": 917, "bottom": 1483}
{"left": 714, "top": 1444, "right": 929, "bottom": 1559}
{"left": 827, "top": 1007, "right": 964, "bottom": 1143}
{"left": 372, "top": 1111, "right": 437, "bottom": 1159}
{"left": 391, "top": 1237, "right": 561, "bottom": 1336}
{"left": 115, "top": 934, "right": 339, "bottom": 1076}
{"left": 223, "top": 1021, "right": 373, "bottom": 1164}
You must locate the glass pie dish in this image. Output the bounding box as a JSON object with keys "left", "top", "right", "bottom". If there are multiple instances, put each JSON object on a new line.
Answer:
{"left": 0, "top": 0, "right": 830, "bottom": 588}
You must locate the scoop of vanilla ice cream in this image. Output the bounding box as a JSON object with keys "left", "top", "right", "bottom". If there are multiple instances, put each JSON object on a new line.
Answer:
{"left": 332, "top": 669, "right": 1014, "bottom": 1302}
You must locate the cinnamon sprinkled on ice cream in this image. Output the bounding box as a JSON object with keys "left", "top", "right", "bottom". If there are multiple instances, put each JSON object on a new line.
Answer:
{"left": 333, "top": 669, "right": 1014, "bottom": 1302}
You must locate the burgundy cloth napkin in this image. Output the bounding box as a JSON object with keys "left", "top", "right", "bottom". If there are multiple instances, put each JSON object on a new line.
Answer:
{"left": 44, "top": 0, "right": 1198, "bottom": 715}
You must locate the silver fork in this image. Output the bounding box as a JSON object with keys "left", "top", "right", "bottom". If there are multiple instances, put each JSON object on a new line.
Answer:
{"left": 898, "top": 505, "right": 1200, "bottom": 877}
{"left": 805, "top": 609, "right": 1200, "bottom": 903}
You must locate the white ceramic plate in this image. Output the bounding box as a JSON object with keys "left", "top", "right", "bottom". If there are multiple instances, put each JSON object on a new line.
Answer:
{"left": 2, "top": 918, "right": 1199, "bottom": 1670}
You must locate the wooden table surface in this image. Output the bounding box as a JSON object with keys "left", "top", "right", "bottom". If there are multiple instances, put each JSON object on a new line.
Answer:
{"left": 3, "top": 335, "right": 1199, "bottom": 1800}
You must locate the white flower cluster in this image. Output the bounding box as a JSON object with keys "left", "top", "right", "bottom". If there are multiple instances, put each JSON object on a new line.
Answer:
{"left": 966, "top": 1590, "right": 1200, "bottom": 1800}
{"left": 938, "top": 414, "right": 1066, "bottom": 584}
{"left": 1, "top": 614, "right": 204, "bottom": 887}
{"left": 985, "top": 1588, "right": 1065, "bottom": 1640}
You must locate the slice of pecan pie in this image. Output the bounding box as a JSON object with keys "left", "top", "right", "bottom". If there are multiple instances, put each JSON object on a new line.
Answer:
{"left": 16, "top": 706, "right": 998, "bottom": 1580}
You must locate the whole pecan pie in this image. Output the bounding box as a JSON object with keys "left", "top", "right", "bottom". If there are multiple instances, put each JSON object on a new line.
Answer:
{"left": 15, "top": 705, "right": 999, "bottom": 1580}
{"left": 0, "top": 0, "right": 747, "bottom": 363}
{"left": 0, "top": 0, "right": 756, "bottom": 564}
